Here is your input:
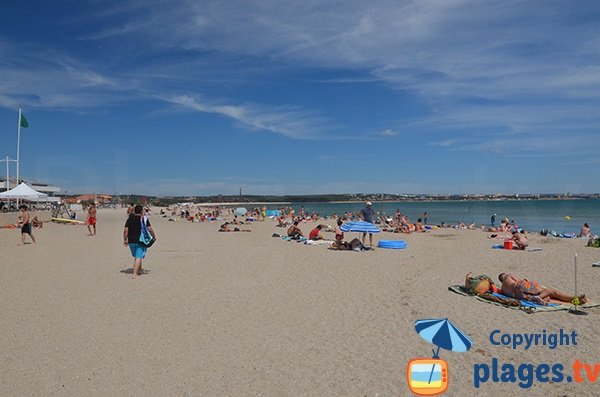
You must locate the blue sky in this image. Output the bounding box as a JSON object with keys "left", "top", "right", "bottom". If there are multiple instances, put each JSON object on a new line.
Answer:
{"left": 1, "top": 0, "right": 599, "bottom": 195}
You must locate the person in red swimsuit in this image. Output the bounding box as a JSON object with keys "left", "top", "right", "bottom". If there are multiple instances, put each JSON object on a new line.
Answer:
{"left": 87, "top": 203, "right": 97, "bottom": 236}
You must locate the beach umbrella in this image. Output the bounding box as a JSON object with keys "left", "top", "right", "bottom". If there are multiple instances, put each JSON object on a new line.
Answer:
{"left": 340, "top": 221, "right": 380, "bottom": 233}
{"left": 415, "top": 318, "right": 472, "bottom": 384}
{"left": 415, "top": 318, "right": 472, "bottom": 356}
{"left": 234, "top": 207, "right": 248, "bottom": 216}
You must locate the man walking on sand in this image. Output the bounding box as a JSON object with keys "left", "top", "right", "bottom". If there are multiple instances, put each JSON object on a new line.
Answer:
{"left": 87, "top": 203, "right": 97, "bottom": 236}
{"left": 18, "top": 205, "right": 36, "bottom": 245}
{"left": 124, "top": 205, "right": 157, "bottom": 279}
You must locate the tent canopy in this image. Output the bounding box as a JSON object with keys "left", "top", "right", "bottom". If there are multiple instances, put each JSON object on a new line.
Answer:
{"left": 0, "top": 182, "right": 48, "bottom": 201}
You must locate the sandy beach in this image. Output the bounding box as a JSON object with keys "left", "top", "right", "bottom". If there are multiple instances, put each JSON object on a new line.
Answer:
{"left": 2, "top": 208, "right": 600, "bottom": 396}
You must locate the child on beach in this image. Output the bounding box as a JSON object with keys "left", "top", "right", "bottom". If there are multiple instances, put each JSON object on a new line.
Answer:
{"left": 580, "top": 223, "right": 591, "bottom": 238}
{"left": 87, "top": 203, "right": 97, "bottom": 236}
{"left": 18, "top": 205, "right": 36, "bottom": 245}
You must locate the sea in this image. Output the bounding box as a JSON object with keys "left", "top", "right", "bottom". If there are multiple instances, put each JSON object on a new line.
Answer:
{"left": 280, "top": 199, "right": 600, "bottom": 235}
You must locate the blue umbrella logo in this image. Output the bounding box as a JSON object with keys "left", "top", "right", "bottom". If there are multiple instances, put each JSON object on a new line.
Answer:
{"left": 415, "top": 318, "right": 472, "bottom": 357}
{"left": 412, "top": 318, "right": 472, "bottom": 389}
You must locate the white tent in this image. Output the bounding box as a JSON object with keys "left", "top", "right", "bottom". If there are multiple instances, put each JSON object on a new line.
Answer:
{"left": 0, "top": 182, "right": 48, "bottom": 201}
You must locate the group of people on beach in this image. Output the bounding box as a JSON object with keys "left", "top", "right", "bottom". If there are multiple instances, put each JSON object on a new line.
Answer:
{"left": 282, "top": 202, "right": 377, "bottom": 251}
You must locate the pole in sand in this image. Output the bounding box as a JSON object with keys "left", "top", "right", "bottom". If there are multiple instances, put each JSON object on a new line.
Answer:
{"left": 569, "top": 252, "right": 587, "bottom": 316}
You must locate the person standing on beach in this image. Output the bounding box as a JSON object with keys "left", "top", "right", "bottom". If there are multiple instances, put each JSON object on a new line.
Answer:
{"left": 359, "top": 201, "right": 375, "bottom": 247}
{"left": 491, "top": 214, "right": 496, "bottom": 228}
{"left": 423, "top": 212, "right": 429, "bottom": 225}
{"left": 87, "top": 203, "right": 97, "bottom": 236}
{"left": 124, "top": 205, "right": 157, "bottom": 279}
{"left": 18, "top": 205, "right": 36, "bottom": 245}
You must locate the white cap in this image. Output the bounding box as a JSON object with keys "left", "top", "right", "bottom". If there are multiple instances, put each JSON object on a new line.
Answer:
{"left": 366, "top": 201, "right": 372, "bottom": 206}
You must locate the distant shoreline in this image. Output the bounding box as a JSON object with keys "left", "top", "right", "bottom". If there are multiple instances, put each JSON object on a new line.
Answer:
{"left": 190, "top": 197, "right": 598, "bottom": 206}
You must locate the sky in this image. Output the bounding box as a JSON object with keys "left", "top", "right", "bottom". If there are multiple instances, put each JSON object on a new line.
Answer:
{"left": 0, "top": 0, "right": 599, "bottom": 196}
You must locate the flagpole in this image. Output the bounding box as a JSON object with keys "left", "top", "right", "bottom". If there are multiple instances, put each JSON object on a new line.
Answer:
{"left": 16, "top": 108, "right": 22, "bottom": 206}
{"left": 1, "top": 156, "right": 17, "bottom": 191}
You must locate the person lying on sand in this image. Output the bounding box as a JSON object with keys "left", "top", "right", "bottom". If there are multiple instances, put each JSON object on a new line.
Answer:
{"left": 464, "top": 272, "right": 501, "bottom": 295}
{"left": 511, "top": 230, "right": 528, "bottom": 250}
{"left": 330, "top": 238, "right": 368, "bottom": 251}
{"left": 498, "top": 273, "right": 587, "bottom": 305}
{"left": 219, "top": 222, "right": 250, "bottom": 232}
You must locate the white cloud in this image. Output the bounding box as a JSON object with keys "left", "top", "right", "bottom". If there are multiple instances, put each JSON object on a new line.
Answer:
{"left": 0, "top": 43, "right": 131, "bottom": 110}
{"left": 381, "top": 128, "right": 399, "bottom": 137}
{"left": 163, "top": 95, "right": 328, "bottom": 139}
{"left": 430, "top": 139, "right": 458, "bottom": 148}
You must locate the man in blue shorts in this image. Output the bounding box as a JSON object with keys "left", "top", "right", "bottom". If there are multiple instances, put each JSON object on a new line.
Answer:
{"left": 124, "top": 205, "right": 157, "bottom": 279}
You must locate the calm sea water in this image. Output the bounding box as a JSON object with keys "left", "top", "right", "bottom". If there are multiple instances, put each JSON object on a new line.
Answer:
{"left": 281, "top": 200, "right": 600, "bottom": 234}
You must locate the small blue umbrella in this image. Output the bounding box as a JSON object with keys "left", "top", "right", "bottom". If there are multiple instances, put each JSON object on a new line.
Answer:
{"left": 340, "top": 221, "right": 380, "bottom": 233}
{"left": 415, "top": 318, "right": 472, "bottom": 384}
{"left": 266, "top": 209, "right": 281, "bottom": 217}
{"left": 234, "top": 207, "right": 248, "bottom": 216}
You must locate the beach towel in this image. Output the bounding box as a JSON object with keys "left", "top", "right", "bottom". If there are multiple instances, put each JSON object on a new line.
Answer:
{"left": 282, "top": 236, "right": 307, "bottom": 242}
{"left": 492, "top": 244, "right": 542, "bottom": 252}
{"left": 309, "top": 238, "right": 332, "bottom": 245}
{"left": 449, "top": 285, "right": 600, "bottom": 314}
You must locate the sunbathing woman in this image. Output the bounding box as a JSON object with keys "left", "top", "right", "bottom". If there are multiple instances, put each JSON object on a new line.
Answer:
{"left": 498, "top": 273, "right": 587, "bottom": 305}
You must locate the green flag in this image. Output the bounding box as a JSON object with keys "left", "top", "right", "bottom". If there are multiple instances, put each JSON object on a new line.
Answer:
{"left": 20, "top": 113, "right": 29, "bottom": 128}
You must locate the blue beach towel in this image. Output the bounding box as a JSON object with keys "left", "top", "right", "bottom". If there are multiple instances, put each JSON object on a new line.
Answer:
{"left": 491, "top": 292, "right": 558, "bottom": 308}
